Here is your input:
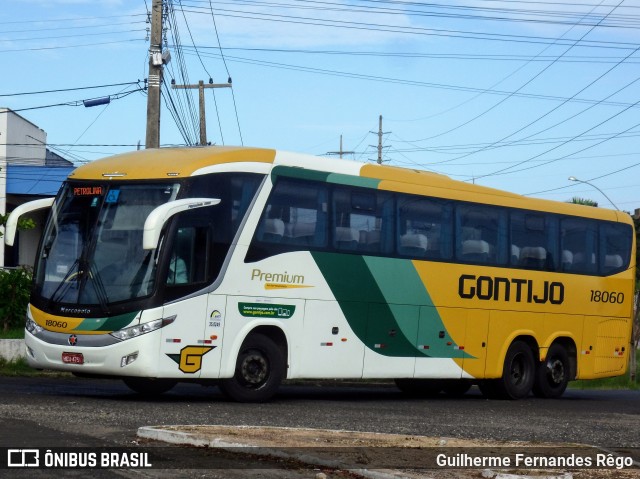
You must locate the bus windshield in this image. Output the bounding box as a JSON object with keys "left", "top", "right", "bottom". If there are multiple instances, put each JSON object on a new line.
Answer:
{"left": 34, "top": 182, "right": 180, "bottom": 310}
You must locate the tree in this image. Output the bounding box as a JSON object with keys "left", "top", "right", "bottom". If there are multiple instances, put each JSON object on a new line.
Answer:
{"left": 568, "top": 197, "right": 598, "bottom": 207}
{"left": 0, "top": 180, "right": 38, "bottom": 332}
{"left": 0, "top": 212, "right": 36, "bottom": 331}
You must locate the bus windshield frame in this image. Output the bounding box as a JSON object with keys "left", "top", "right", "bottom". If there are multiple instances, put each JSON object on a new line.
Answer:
{"left": 33, "top": 181, "right": 181, "bottom": 315}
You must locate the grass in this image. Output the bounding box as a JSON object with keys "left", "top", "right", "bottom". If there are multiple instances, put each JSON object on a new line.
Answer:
{"left": 0, "top": 357, "right": 39, "bottom": 376}
{"left": 570, "top": 349, "right": 640, "bottom": 390}
{"left": 0, "top": 327, "right": 24, "bottom": 339}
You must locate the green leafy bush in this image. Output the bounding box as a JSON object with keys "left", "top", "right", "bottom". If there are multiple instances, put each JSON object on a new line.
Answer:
{"left": 0, "top": 267, "right": 32, "bottom": 332}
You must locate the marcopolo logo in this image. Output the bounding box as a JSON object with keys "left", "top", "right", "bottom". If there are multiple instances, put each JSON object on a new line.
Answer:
{"left": 458, "top": 274, "right": 564, "bottom": 305}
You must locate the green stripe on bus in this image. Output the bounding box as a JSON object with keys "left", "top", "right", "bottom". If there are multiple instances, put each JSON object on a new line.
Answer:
{"left": 72, "top": 311, "right": 138, "bottom": 332}
{"left": 311, "top": 252, "right": 470, "bottom": 359}
{"left": 271, "top": 165, "right": 381, "bottom": 189}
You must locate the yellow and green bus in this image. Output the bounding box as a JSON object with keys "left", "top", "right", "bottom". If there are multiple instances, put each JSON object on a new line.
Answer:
{"left": 6, "top": 146, "right": 635, "bottom": 401}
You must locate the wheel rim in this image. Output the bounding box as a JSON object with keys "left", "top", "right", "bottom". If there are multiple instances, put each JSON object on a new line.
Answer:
{"left": 547, "top": 358, "right": 565, "bottom": 385}
{"left": 510, "top": 353, "right": 528, "bottom": 386}
{"left": 239, "top": 350, "right": 269, "bottom": 387}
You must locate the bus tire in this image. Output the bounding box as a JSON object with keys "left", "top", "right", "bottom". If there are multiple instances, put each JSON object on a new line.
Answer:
{"left": 123, "top": 377, "right": 176, "bottom": 396}
{"left": 219, "top": 333, "right": 285, "bottom": 403}
{"left": 440, "top": 380, "right": 471, "bottom": 397}
{"left": 394, "top": 379, "right": 442, "bottom": 397}
{"left": 532, "top": 344, "right": 570, "bottom": 398}
{"left": 478, "top": 380, "right": 501, "bottom": 399}
{"left": 494, "top": 340, "right": 535, "bottom": 399}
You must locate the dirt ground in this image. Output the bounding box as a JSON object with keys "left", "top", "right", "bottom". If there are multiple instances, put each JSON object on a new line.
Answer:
{"left": 150, "top": 425, "right": 640, "bottom": 479}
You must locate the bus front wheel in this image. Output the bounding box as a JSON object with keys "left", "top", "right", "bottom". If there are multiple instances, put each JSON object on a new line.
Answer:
{"left": 532, "top": 344, "right": 570, "bottom": 398}
{"left": 219, "top": 333, "right": 285, "bottom": 403}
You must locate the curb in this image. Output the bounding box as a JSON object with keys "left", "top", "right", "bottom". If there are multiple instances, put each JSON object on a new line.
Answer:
{"left": 0, "top": 339, "right": 25, "bottom": 361}
{"left": 137, "top": 426, "right": 408, "bottom": 479}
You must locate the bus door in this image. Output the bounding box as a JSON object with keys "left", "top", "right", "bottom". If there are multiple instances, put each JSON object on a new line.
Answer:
{"left": 157, "top": 221, "right": 222, "bottom": 378}
{"left": 159, "top": 296, "right": 211, "bottom": 378}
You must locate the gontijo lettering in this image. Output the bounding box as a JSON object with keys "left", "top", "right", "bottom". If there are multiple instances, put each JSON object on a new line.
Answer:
{"left": 458, "top": 274, "right": 564, "bottom": 305}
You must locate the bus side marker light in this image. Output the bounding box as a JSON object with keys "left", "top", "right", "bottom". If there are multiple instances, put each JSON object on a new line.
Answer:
{"left": 198, "top": 339, "right": 213, "bottom": 345}
{"left": 374, "top": 344, "right": 386, "bottom": 349}
{"left": 341, "top": 338, "right": 347, "bottom": 342}
{"left": 210, "top": 335, "right": 218, "bottom": 340}
{"left": 581, "top": 350, "right": 590, "bottom": 355}
{"left": 321, "top": 342, "right": 333, "bottom": 346}
{"left": 419, "top": 345, "right": 430, "bottom": 350}
{"left": 165, "top": 339, "right": 181, "bottom": 343}
{"left": 454, "top": 346, "right": 465, "bottom": 350}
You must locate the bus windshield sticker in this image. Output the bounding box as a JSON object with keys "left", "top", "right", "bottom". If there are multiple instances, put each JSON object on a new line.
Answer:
{"left": 105, "top": 189, "right": 120, "bottom": 203}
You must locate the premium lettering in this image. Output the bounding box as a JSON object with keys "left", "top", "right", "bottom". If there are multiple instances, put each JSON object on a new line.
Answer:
{"left": 458, "top": 274, "right": 564, "bottom": 305}
{"left": 251, "top": 268, "right": 305, "bottom": 285}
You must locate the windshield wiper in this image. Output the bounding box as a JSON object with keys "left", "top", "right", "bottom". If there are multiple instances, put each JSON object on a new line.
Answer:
{"left": 88, "top": 262, "right": 110, "bottom": 315}
{"left": 47, "top": 258, "right": 80, "bottom": 308}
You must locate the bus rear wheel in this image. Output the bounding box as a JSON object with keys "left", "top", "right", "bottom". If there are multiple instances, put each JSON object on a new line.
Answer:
{"left": 123, "top": 377, "right": 176, "bottom": 396}
{"left": 219, "top": 333, "right": 285, "bottom": 403}
{"left": 532, "top": 344, "right": 570, "bottom": 398}
{"left": 482, "top": 341, "right": 535, "bottom": 400}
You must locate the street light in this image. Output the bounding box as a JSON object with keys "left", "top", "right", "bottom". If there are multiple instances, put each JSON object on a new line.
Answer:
{"left": 568, "top": 176, "right": 619, "bottom": 211}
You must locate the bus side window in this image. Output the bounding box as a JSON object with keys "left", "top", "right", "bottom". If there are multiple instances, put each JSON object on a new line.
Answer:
{"left": 167, "top": 225, "right": 210, "bottom": 285}
{"left": 600, "top": 222, "right": 632, "bottom": 275}
{"left": 561, "top": 218, "right": 597, "bottom": 274}
{"left": 331, "top": 187, "right": 393, "bottom": 255}
{"left": 456, "top": 204, "right": 507, "bottom": 266}
{"left": 511, "top": 211, "right": 557, "bottom": 271}
{"left": 248, "top": 179, "right": 328, "bottom": 261}
{"left": 397, "top": 195, "right": 452, "bottom": 260}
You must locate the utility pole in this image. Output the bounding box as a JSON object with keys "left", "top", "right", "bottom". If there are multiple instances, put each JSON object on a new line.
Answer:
{"left": 326, "top": 134, "right": 354, "bottom": 159}
{"left": 145, "top": 0, "right": 163, "bottom": 149}
{"left": 369, "top": 115, "right": 389, "bottom": 164}
{"left": 172, "top": 80, "right": 232, "bottom": 145}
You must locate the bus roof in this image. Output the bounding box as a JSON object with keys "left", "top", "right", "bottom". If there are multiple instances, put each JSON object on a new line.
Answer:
{"left": 68, "top": 146, "right": 630, "bottom": 225}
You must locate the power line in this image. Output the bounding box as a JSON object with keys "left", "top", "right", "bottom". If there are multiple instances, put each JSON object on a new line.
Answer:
{"left": 207, "top": 0, "right": 244, "bottom": 145}
{"left": 1, "top": 87, "right": 144, "bottom": 113}
{"left": 0, "top": 81, "right": 143, "bottom": 98}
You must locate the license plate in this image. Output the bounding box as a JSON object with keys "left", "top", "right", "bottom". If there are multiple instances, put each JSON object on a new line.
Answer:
{"left": 62, "top": 352, "right": 84, "bottom": 365}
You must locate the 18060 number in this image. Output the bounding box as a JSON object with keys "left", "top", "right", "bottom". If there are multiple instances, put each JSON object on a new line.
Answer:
{"left": 590, "top": 290, "right": 624, "bottom": 303}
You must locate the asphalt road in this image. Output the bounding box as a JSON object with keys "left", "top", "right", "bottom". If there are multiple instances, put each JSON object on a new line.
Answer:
{"left": 0, "top": 377, "right": 638, "bottom": 476}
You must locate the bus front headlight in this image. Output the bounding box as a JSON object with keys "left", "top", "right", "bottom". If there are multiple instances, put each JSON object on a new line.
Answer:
{"left": 109, "top": 315, "right": 175, "bottom": 341}
{"left": 25, "top": 318, "right": 43, "bottom": 335}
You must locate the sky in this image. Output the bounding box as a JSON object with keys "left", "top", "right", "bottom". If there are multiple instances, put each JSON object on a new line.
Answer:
{"left": 1, "top": 0, "right": 640, "bottom": 211}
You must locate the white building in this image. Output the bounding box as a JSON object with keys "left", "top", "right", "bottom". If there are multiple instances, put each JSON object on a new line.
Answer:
{"left": 0, "top": 108, "right": 74, "bottom": 267}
